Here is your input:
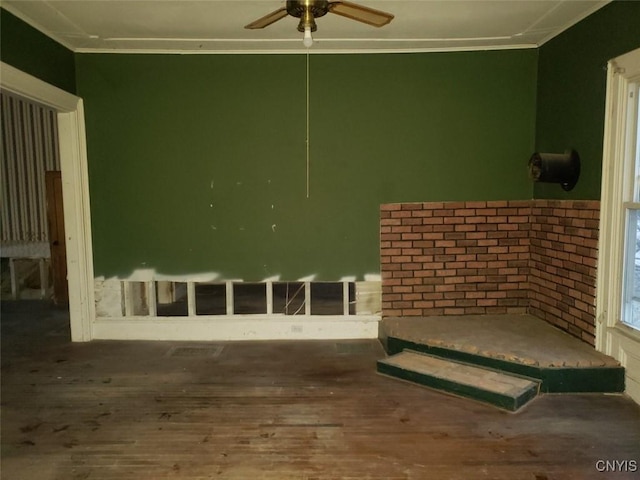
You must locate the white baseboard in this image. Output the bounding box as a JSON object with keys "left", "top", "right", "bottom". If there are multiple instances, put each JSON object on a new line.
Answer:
{"left": 92, "top": 315, "right": 380, "bottom": 341}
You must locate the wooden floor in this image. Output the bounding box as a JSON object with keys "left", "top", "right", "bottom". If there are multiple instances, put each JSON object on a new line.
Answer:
{"left": 2, "top": 301, "right": 640, "bottom": 480}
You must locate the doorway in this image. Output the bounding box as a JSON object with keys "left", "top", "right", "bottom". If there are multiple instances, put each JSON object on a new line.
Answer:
{"left": 0, "top": 91, "right": 65, "bottom": 303}
{"left": 0, "top": 61, "right": 95, "bottom": 341}
{"left": 45, "top": 171, "right": 68, "bottom": 305}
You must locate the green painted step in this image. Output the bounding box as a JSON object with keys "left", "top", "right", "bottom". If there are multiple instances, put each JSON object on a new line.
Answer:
{"left": 377, "top": 350, "right": 541, "bottom": 412}
{"left": 385, "top": 336, "right": 625, "bottom": 393}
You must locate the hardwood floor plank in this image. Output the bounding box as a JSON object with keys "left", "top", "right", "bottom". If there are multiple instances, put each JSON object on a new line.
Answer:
{"left": 2, "top": 301, "right": 640, "bottom": 479}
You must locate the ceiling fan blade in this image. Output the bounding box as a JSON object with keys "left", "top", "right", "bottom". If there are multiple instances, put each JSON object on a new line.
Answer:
{"left": 244, "top": 8, "right": 289, "bottom": 29}
{"left": 328, "top": 1, "right": 394, "bottom": 27}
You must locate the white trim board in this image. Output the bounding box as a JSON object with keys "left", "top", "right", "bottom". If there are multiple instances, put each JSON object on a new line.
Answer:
{"left": 71, "top": 44, "right": 538, "bottom": 55}
{"left": 0, "top": 62, "right": 96, "bottom": 342}
{"left": 92, "top": 316, "right": 380, "bottom": 341}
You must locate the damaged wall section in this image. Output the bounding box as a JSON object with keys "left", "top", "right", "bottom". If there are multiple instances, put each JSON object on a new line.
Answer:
{"left": 95, "top": 278, "right": 381, "bottom": 322}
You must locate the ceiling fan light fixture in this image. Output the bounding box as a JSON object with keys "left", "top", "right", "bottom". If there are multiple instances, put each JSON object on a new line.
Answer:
{"left": 303, "top": 26, "right": 313, "bottom": 47}
{"left": 298, "top": 8, "right": 316, "bottom": 47}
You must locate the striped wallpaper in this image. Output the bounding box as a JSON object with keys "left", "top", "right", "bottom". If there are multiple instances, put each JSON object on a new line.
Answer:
{"left": 1, "top": 90, "right": 60, "bottom": 244}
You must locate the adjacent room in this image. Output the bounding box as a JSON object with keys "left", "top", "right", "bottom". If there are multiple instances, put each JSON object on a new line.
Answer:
{"left": 1, "top": 1, "right": 639, "bottom": 478}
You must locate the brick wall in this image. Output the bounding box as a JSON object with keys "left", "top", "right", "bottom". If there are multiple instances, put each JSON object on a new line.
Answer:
{"left": 528, "top": 200, "right": 600, "bottom": 345}
{"left": 380, "top": 200, "right": 600, "bottom": 345}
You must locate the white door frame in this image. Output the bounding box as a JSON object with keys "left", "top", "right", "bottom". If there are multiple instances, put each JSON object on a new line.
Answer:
{"left": 1, "top": 62, "right": 95, "bottom": 341}
{"left": 596, "top": 48, "right": 640, "bottom": 403}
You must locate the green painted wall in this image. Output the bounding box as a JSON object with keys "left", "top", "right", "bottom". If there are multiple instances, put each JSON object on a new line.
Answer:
{"left": 76, "top": 50, "right": 537, "bottom": 281}
{"left": 534, "top": 0, "right": 640, "bottom": 200}
{"left": 0, "top": 8, "right": 76, "bottom": 94}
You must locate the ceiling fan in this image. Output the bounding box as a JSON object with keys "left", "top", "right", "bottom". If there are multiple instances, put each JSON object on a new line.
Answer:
{"left": 245, "top": 0, "right": 394, "bottom": 47}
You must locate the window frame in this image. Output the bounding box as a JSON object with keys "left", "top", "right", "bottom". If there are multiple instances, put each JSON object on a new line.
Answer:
{"left": 597, "top": 48, "right": 640, "bottom": 350}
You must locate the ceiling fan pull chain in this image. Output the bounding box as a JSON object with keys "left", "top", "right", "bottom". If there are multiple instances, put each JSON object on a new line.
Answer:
{"left": 306, "top": 51, "right": 311, "bottom": 199}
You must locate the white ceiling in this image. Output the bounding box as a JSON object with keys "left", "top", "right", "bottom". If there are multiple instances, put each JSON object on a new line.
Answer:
{"left": 1, "top": 0, "right": 610, "bottom": 54}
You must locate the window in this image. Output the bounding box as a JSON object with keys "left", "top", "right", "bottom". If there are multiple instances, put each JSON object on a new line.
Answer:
{"left": 597, "top": 47, "right": 640, "bottom": 404}
{"left": 622, "top": 83, "right": 640, "bottom": 330}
